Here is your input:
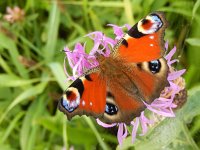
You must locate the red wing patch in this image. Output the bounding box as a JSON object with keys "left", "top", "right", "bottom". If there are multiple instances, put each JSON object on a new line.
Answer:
{"left": 116, "top": 12, "right": 167, "bottom": 63}
{"left": 58, "top": 72, "right": 107, "bottom": 120}
{"left": 79, "top": 73, "right": 106, "bottom": 114}
{"left": 119, "top": 33, "right": 162, "bottom": 62}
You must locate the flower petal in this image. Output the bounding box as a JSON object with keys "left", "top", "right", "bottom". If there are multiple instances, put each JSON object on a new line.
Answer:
{"left": 165, "top": 46, "right": 176, "bottom": 61}
{"left": 96, "top": 119, "right": 117, "bottom": 128}
{"left": 131, "top": 118, "right": 140, "bottom": 143}
{"left": 168, "top": 69, "right": 186, "bottom": 81}
{"left": 139, "top": 112, "right": 154, "bottom": 136}
{"left": 117, "top": 123, "right": 128, "bottom": 145}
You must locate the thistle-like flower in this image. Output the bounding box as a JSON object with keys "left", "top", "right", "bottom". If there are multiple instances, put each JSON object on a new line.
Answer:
{"left": 63, "top": 24, "right": 186, "bottom": 145}
{"left": 3, "top": 6, "right": 25, "bottom": 23}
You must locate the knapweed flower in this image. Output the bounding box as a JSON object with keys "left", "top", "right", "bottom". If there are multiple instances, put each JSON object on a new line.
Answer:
{"left": 3, "top": 6, "right": 25, "bottom": 23}
{"left": 63, "top": 24, "right": 186, "bottom": 145}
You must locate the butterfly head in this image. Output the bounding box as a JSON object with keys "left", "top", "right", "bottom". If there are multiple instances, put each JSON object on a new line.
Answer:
{"left": 137, "top": 13, "right": 163, "bottom": 34}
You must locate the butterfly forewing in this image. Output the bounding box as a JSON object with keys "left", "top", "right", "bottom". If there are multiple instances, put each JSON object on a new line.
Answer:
{"left": 112, "top": 12, "right": 168, "bottom": 62}
{"left": 58, "top": 71, "right": 107, "bottom": 119}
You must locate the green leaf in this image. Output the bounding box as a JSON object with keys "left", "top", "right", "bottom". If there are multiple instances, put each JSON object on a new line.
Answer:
{"left": 35, "top": 115, "right": 62, "bottom": 136}
{"left": 186, "top": 38, "right": 200, "bottom": 47}
{"left": 49, "top": 62, "right": 69, "bottom": 90}
{"left": 160, "top": 7, "right": 192, "bottom": 18}
{"left": 0, "top": 82, "right": 47, "bottom": 125}
{"left": 0, "top": 143, "right": 14, "bottom": 150}
{"left": 123, "top": 0, "right": 134, "bottom": 24}
{"left": 1, "top": 112, "right": 25, "bottom": 143}
{"left": 0, "top": 74, "right": 40, "bottom": 87}
{"left": 61, "top": 1, "right": 123, "bottom": 7}
{"left": 192, "top": 0, "right": 200, "bottom": 18}
{"left": 37, "top": 114, "right": 97, "bottom": 147}
{"left": 84, "top": 117, "right": 109, "bottom": 150}
{"left": 182, "top": 86, "right": 200, "bottom": 122}
{"left": 62, "top": 116, "right": 68, "bottom": 150}
{"left": 44, "top": 0, "right": 60, "bottom": 62}
{"left": 118, "top": 87, "right": 200, "bottom": 150}
{"left": 20, "top": 95, "right": 47, "bottom": 150}
{"left": 71, "top": 22, "right": 87, "bottom": 35}
{"left": 0, "top": 56, "right": 13, "bottom": 75}
{"left": 89, "top": 10, "right": 103, "bottom": 30}
{"left": 17, "top": 34, "right": 42, "bottom": 56}
{"left": 0, "top": 33, "right": 28, "bottom": 78}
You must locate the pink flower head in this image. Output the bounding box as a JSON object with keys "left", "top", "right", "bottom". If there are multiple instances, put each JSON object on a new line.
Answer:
{"left": 63, "top": 24, "right": 186, "bottom": 145}
{"left": 107, "top": 24, "right": 131, "bottom": 40}
{"left": 63, "top": 43, "right": 99, "bottom": 80}
{"left": 85, "top": 31, "right": 115, "bottom": 56}
{"left": 4, "top": 6, "right": 25, "bottom": 23}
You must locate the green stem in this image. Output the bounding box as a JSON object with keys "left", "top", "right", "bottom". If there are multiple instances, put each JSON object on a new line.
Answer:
{"left": 84, "top": 116, "right": 109, "bottom": 150}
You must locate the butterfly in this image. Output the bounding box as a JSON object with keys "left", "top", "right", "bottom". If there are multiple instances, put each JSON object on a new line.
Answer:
{"left": 58, "top": 12, "right": 169, "bottom": 124}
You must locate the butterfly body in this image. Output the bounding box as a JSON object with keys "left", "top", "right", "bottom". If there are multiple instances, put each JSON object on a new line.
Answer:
{"left": 59, "top": 12, "right": 169, "bottom": 124}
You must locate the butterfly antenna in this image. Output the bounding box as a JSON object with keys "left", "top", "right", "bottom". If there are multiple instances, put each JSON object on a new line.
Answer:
{"left": 61, "top": 49, "right": 73, "bottom": 53}
{"left": 61, "top": 48, "right": 96, "bottom": 59}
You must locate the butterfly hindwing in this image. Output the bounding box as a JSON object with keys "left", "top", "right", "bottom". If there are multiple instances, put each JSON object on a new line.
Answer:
{"left": 99, "top": 58, "right": 168, "bottom": 124}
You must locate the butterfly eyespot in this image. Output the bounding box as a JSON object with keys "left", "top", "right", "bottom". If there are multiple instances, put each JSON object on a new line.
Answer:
{"left": 61, "top": 96, "right": 79, "bottom": 112}
{"left": 149, "top": 60, "right": 161, "bottom": 74}
{"left": 105, "top": 103, "right": 118, "bottom": 115}
{"left": 61, "top": 88, "right": 80, "bottom": 113}
{"left": 141, "top": 19, "right": 149, "bottom": 25}
{"left": 137, "top": 14, "right": 163, "bottom": 35}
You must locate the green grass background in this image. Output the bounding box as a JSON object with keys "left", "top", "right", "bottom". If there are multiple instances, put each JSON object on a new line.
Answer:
{"left": 0, "top": 0, "right": 200, "bottom": 149}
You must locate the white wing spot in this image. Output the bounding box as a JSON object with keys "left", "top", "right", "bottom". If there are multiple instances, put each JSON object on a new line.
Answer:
{"left": 150, "top": 44, "right": 154, "bottom": 47}
{"left": 149, "top": 35, "right": 154, "bottom": 39}
{"left": 82, "top": 100, "right": 85, "bottom": 106}
{"left": 90, "top": 102, "right": 92, "bottom": 106}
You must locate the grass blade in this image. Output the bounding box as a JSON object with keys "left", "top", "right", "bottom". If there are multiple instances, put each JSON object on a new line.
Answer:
{"left": 49, "top": 62, "right": 69, "bottom": 90}
{"left": 84, "top": 117, "right": 109, "bottom": 150}
{"left": 0, "top": 33, "right": 28, "bottom": 78}
{"left": 44, "top": 0, "right": 60, "bottom": 62}
{"left": 186, "top": 38, "right": 200, "bottom": 47}
{"left": 1, "top": 112, "right": 25, "bottom": 143}
{"left": 0, "top": 82, "right": 48, "bottom": 125}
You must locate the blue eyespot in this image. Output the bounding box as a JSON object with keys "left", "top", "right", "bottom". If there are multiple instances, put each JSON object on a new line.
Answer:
{"left": 149, "top": 60, "right": 161, "bottom": 74}
{"left": 61, "top": 97, "right": 78, "bottom": 113}
{"left": 152, "top": 15, "right": 160, "bottom": 22}
{"left": 105, "top": 103, "right": 118, "bottom": 115}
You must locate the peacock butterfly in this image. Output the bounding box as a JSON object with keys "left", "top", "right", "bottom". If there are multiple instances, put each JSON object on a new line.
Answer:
{"left": 58, "top": 12, "right": 169, "bottom": 124}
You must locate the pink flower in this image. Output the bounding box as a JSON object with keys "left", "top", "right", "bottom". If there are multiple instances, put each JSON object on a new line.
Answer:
{"left": 63, "top": 24, "right": 186, "bottom": 145}
{"left": 63, "top": 43, "right": 99, "bottom": 80}
{"left": 107, "top": 24, "right": 131, "bottom": 40}
{"left": 85, "top": 31, "right": 115, "bottom": 56}
{"left": 3, "top": 6, "right": 25, "bottom": 23}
